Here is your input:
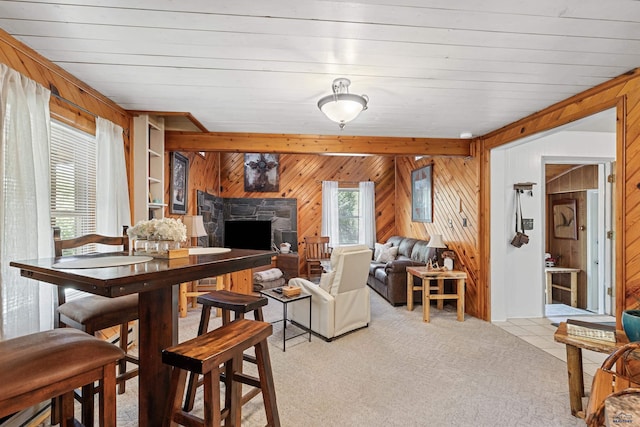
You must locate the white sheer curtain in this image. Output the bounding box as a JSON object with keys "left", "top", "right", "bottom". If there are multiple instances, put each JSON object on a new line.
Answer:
{"left": 321, "top": 181, "right": 339, "bottom": 246}
{"left": 96, "top": 117, "right": 131, "bottom": 238}
{"left": 0, "top": 64, "right": 53, "bottom": 339}
{"left": 358, "top": 181, "right": 376, "bottom": 249}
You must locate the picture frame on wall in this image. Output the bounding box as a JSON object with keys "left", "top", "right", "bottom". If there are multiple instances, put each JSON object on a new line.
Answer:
{"left": 170, "top": 152, "right": 189, "bottom": 214}
{"left": 552, "top": 198, "right": 578, "bottom": 240}
{"left": 411, "top": 164, "right": 433, "bottom": 222}
{"left": 244, "top": 153, "right": 280, "bottom": 192}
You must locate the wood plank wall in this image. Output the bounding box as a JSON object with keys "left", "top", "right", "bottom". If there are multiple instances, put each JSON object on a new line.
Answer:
{"left": 547, "top": 192, "right": 588, "bottom": 307}
{"left": 166, "top": 150, "right": 482, "bottom": 317}
{"left": 213, "top": 153, "right": 396, "bottom": 274}
{"left": 395, "top": 155, "right": 481, "bottom": 318}
{"left": 163, "top": 151, "right": 221, "bottom": 220}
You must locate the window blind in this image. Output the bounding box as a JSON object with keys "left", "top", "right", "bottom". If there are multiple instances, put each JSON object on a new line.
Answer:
{"left": 50, "top": 120, "right": 97, "bottom": 256}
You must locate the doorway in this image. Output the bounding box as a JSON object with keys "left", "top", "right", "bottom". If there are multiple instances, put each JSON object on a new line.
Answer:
{"left": 489, "top": 108, "right": 616, "bottom": 322}
{"left": 543, "top": 161, "right": 614, "bottom": 317}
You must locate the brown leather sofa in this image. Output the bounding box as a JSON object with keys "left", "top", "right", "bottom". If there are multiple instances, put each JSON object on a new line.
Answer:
{"left": 367, "top": 236, "right": 436, "bottom": 306}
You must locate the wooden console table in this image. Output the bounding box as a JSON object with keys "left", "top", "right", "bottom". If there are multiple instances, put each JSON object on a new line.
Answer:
{"left": 545, "top": 267, "right": 580, "bottom": 307}
{"left": 553, "top": 322, "right": 628, "bottom": 418}
{"left": 406, "top": 267, "right": 466, "bottom": 322}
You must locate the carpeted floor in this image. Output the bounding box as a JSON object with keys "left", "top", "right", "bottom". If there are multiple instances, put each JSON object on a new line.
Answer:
{"left": 36, "top": 290, "right": 586, "bottom": 426}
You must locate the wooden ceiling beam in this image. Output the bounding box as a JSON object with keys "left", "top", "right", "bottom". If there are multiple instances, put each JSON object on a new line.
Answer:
{"left": 165, "top": 131, "right": 473, "bottom": 157}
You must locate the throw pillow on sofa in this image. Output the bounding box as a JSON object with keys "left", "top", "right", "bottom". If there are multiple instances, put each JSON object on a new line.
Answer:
{"left": 374, "top": 242, "right": 392, "bottom": 260}
{"left": 376, "top": 245, "right": 398, "bottom": 263}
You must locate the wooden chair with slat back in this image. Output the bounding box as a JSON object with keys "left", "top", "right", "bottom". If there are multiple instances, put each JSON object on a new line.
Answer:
{"left": 304, "top": 236, "right": 331, "bottom": 279}
{"left": 53, "top": 226, "right": 139, "bottom": 427}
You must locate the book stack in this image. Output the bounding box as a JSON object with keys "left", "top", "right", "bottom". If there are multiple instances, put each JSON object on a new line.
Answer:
{"left": 566, "top": 319, "right": 616, "bottom": 343}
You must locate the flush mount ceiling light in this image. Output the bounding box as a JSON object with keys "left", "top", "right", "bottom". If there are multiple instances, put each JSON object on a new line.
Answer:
{"left": 317, "top": 78, "right": 369, "bottom": 129}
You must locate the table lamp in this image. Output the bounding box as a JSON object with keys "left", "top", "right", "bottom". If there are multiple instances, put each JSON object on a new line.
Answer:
{"left": 427, "top": 234, "right": 447, "bottom": 264}
{"left": 183, "top": 215, "right": 208, "bottom": 247}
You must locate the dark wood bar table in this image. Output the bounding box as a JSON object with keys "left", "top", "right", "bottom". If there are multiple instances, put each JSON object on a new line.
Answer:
{"left": 11, "top": 248, "right": 274, "bottom": 427}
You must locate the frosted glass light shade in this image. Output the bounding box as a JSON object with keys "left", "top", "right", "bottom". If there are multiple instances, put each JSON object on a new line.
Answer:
{"left": 318, "top": 94, "right": 368, "bottom": 125}
{"left": 427, "top": 234, "right": 446, "bottom": 249}
{"left": 317, "top": 78, "right": 368, "bottom": 129}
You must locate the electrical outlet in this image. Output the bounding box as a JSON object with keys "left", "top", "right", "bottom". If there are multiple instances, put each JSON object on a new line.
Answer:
{"left": 522, "top": 218, "right": 534, "bottom": 230}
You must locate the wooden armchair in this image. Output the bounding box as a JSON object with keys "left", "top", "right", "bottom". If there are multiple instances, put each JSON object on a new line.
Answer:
{"left": 304, "top": 236, "right": 331, "bottom": 279}
{"left": 585, "top": 342, "right": 640, "bottom": 426}
{"left": 53, "top": 226, "right": 139, "bottom": 426}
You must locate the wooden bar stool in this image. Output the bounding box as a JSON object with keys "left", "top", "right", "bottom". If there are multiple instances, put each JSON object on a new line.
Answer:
{"left": 162, "top": 318, "right": 280, "bottom": 427}
{"left": 183, "top": 290, "right": 268, "bottom": 412}
{"left": 178, "top": 274, "right": 228, "bottom": 318}
{"left": 0, "top": 328, "right": 124, "bottom": 427}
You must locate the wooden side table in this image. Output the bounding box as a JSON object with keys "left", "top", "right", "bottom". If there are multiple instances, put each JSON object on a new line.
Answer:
{"left": 553, "top": 322, "right": 628, "bottom": 417}
{"left": 406, "top": 267, "right": 467, "bottom": 322}
{"left": 545, "top": 267, "right": 580, "bottom": 307}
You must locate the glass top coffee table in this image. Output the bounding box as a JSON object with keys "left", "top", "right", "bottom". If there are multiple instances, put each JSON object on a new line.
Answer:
{"left": 259, "top": 288, "right": 311, "bottom": 351}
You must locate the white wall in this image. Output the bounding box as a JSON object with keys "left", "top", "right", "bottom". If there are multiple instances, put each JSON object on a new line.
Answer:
{"left": 490, "top": 130, "right": 615, "bottom": 321}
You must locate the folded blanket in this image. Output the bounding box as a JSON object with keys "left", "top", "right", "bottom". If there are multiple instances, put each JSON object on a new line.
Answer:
{"left": 253, "top": 267, "right": 284, "bottom": 282}
{"left": 253, "top": 277, "right": 286, "bottom": 292}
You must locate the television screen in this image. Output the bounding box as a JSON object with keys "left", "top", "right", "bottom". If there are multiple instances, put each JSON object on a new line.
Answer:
{"left": 224, "top": 220, "right": 272, "bottom": 250}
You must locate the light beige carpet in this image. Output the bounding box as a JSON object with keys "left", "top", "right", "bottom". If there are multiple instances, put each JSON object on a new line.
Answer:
{"left": 36, "top": 290, "right": 586, "bottom": 426}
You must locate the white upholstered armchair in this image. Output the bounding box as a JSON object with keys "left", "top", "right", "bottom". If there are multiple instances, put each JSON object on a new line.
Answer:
{"left": 289, "top": 244, "right": 372, "bottom": 341}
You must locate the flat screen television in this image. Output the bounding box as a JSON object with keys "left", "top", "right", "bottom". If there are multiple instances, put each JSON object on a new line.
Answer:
{"left": 224, "top": 220, "right": 272, "bottom": 250}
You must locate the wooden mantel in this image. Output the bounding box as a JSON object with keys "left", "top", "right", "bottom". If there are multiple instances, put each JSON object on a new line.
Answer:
{"left": 165, "top": 131, "right": 474, "bottom": 157}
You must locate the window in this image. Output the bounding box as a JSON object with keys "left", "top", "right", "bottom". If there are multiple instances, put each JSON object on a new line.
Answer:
{"left": 50, "top": 120, "right": 97, "bottom": 255}
{"left": 322, "top": 181, "right": 375, "bottom": 248}
{"left": 338, "top": 188, "right": 359, "bottom": 245}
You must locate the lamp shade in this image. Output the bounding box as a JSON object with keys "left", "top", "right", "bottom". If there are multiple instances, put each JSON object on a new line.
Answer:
{"left": 427, "top": 234, "right": 446, "bottom": 249}
{"left": 317, "top": 78, "right": 368, "bottom": 129}
{"left": 183, "top": 215, "right": 207, "bottom": 238}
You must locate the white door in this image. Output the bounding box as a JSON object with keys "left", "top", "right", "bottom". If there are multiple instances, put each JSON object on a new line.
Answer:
{"left": 586, "top": 189, "right": 600, "bottom": 312}
{"left": 585, "top": 162, "right": 613, "bottom": 315}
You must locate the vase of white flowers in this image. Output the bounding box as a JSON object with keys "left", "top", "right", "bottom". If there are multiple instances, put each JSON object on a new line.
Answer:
{"left": 128, "top": 218, "right": 187, "bottom": 258}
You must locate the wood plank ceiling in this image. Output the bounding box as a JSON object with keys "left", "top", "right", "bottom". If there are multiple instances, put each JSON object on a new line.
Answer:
{"left": 0, "top": 0, "right": 637, "bottom": 141}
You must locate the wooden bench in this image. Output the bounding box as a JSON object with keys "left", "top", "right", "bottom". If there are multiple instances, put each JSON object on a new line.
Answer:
{"left": 0, "top": 328, "right": 125, "bottom": 427}
{"left": 163, "top": 318, "right": 280, "bottom": 427}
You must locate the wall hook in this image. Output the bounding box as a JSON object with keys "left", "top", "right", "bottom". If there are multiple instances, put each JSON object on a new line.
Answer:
{"left": 514, "top": 182, "right": 536, "bottom": 196}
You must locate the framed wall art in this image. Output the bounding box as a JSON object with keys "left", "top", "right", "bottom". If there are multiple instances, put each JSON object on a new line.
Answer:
{"left": 411, "top": 164, "right": 433, "bottom": 222}
{"left": 170, "top": 152, "right": 189, "bottom": 214}
{"left": 244, "top": 153, "right": 280, "bottom": 192}
{"left": 552, "top": 198, "right": 577, "bottom": 240}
